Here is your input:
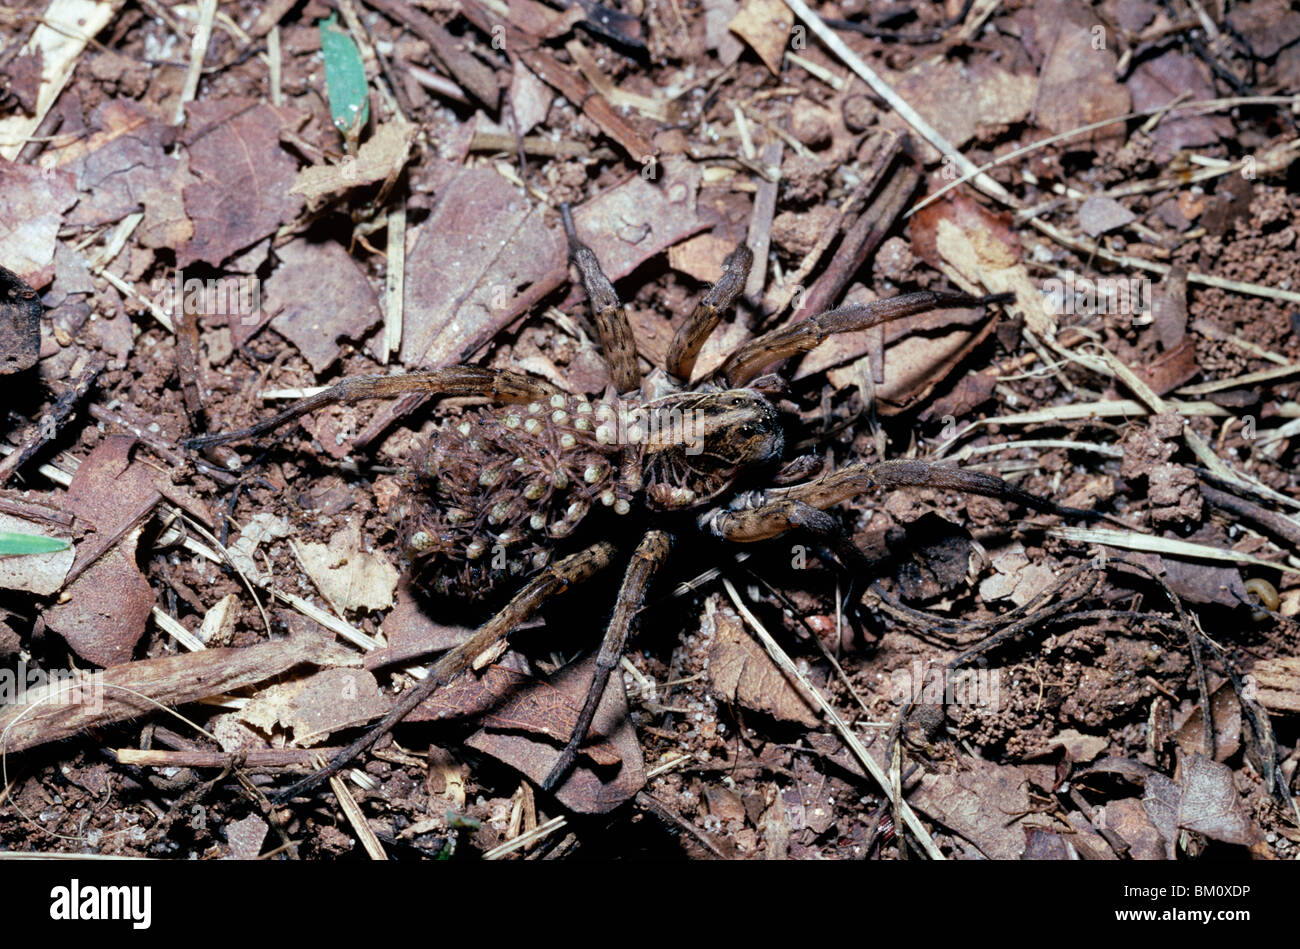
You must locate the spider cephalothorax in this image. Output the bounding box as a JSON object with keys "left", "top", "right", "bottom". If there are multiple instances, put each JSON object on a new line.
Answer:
{"left": 189, "top": 202, "right": 1089, "bottom": 802}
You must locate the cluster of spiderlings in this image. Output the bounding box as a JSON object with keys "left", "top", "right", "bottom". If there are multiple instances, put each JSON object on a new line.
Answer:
{"left": 397, "top": 393, "right": 625, "bottom": 600}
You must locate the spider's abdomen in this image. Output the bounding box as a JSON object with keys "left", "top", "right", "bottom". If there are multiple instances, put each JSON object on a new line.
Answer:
{"left": 396, "top": 393, "right": 624, "bottom": 600}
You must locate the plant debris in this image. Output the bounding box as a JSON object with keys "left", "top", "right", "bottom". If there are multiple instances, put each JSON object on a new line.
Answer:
{"left": 1, "top": 0, "right": 1299, "bottom": 864}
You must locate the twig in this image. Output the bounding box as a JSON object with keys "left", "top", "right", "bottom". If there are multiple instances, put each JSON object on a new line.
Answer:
{"left": 721, "top": 578, "right": 944, "bottom": 860}
{"left": 781, "top": 0, "right": 1012, "bottom": 205}
{"left": 0, "top": 357, "right": 104, "bottom": 486}
{"left": 115, "top": 746, "right": 345, "bottom": 768}
{"left": 0, "top": 635, "right": 338, "bottom": 753}
{"left": 175, "top": 0, "right": 219, "bottom": 125}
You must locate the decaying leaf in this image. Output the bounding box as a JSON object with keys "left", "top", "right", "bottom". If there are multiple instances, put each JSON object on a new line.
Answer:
{"left": 904, "top": 753, "right": 1057, "bottom": 860}
{"left": 888, "top": 59, "right": 1037, "bottom": 159}
{"left": 265, "top": 239, "right": 383, "bottom": 374}
{"left": 1032, "top": 0, "right": 1130, "bottom": 145}
{"left": 239, "top": 666, "right": 389, "bottom": 746}
{"left": 980, "top": 544, "right": 1056, "bottom": 608}
{"left": 464, "top": 655, "right": 646, "bottom": 814}
{"left": 1176, "top": 754, "right": 1262, "bottom": 848}
{"left": 1173, "top": 680, "right": 1241, "bottom": 761}
{"left": 910, "top": 190, "right": 1055, "bottom": 337}
{"left": 57, "top": 99, "right": 178, "bottom": 231}
{"left": 0, "top": 159, "right": 78, "bottom": 288}
{"left": 296, "top": 522, "right": 399, "bottom": 613}
{"left": 1105, "top": 797, "right": 1167, "bottom": 860}
{"left": 1142, "top": 771, "right": 1182, "bottom": 859}
{"left": 177, "top": 98, "right": 305, "bottom": 267}
{"left": 289, "top": 121, "right": 414, "bottom": 204}
{"left": 400, "top": 158, "right": 703, "bottom": 371}
{"left": 1044, "top": 728, "right": 1109, "bottom": 764}
{"left": 45, "top": 437, "right": 160, "bottom": 666}
{"left": 223, "top": 814, "right": 269, "bottom": 860}
{"left": 1142, "top": 755, "right": 1264, "bottom": 856}
{"left": 728, "top": 0, "right": 793, "bottom": 76}
{"left": 409, "top": 658, "right": 621, "bottom": 767}
{"left": 707, "top": 607, "right": 819, "bottom": 726}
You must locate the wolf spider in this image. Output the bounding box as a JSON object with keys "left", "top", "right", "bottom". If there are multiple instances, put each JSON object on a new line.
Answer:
{"left": 190, "top": 204, "right": 1091, "bottom": 803}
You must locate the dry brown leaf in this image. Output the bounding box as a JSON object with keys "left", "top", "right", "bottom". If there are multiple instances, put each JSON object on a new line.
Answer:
{"left": 1033, "top": 0, "right": 1130, "bottom": 145}
{"left": 265, "top": 239, "right": 383, "bottom": 374}
{"left": 177, "top": 98, "right": 305, "bottom": 267}
{"left": 707, "top": 608, "right": 819, "bottom": 727}
{"left": 1077, "top": 195, "right": 1136, "bottom": 237}
{"left": 240, "top": 666, "right": 389, "bottom": 746}
{"left": 45, "top": 437, "right": 159, "bottom": 666}
{"left": 289, "top": 121, "right": 414, "bottom": 204}
{"left": 905, "top": 754, "right": 1056, "bottom": 859}
{"left": 980, "top": 544, "right": 1056, "bottom": 608}
{"left": 463, "top": 656, "right": 646, "bottom": 814}
{"left": 667, "top": 232, "right": 733, "bottom": 284}
{"left": 297, "top": 522, "right": 399, "bottom": 613}
{"left": 728, "top": 0, "right": 792, "bottom": 76}
{"left": 371, "top": 579, "right": 476, "bottom": 667}
{"left": 1126, "top": 51, "right": 1231, "bottom": 161}
{"left": 1142, "top": 772, "right": 1181, "bottom": 859}
{"left": 402, "top": 158, "right": 703, "bottom": 371}
{"left": 410, "top": 659, "right": 620, "bottom": 767}
{"left": 1176, "top": 754, "right": 1262, "bottom": 848}
{"left": 0, "top": 158, "right": 78, "bottom": 287}
{"left": 1174, "top": 680, "right": 1241, "bottom": 762}
{"left": 223, "top": 814, "right": 269, "bottom": 860}
{"left": 1106, "top": 797, "right": 1169, "bottom": 860}
{"left": 57, "top": 99, "right": 177, "bottom": 230}
{"left": 910, "top": 189, "right": 1055, "bottom": 337}
{"left": 508, "top": 63, "right": 554, "bottom": 136}
{"left": 889, "top": 59, "right": 1037, "bottom": 157}
{"left": 1046, "top": 728, "right": 1109, "bottom": 763}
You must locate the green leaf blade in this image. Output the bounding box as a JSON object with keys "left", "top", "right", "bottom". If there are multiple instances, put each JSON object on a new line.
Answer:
{"left": 0, "top": 531, "right": 71, "bottom": 556}
{"left": 319, "top": 14, "right": 370, "bottom": 138}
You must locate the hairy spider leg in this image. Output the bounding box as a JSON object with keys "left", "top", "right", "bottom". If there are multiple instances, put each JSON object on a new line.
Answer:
{"left": 665, "top": 243, "right": 754, "bottom": 382}
{"left": 703, "top": 457, "right": 1097, "bottom": 545}
{"left": 716, "top": 289, "right": 1016, "bottom": 387}
{"left": 541, "top": 529, "right": 672, "bottom": 791}
{"left": 184, "top": 367, "right": 560, "bottom": 450}
{"left": 272, "top": 541, "right": 619, "bottom": 805}
{"left": 560, "top": 203, "right": 641, "bottom": 395}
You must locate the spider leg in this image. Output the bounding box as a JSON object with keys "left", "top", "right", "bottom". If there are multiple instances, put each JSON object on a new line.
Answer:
{"left": 716, "top": 289, "right": 1014, "bottom": 387}
{"left": 541, "top": 529, "right": 671, "bottom": 791}
{"left": 703, "top": 458, "right": 1095, "bottom": 544}
{"left": 271, "top": 541, "right": 618, "bottom": 805}
{"left": 560, "top": 203, "right": 641, "bottom": 395}
{"left": 665, "top": 243, "right": 753, "bottom": 382}
{"left": 184, "top": 367, "right": 559, "bottom": 450}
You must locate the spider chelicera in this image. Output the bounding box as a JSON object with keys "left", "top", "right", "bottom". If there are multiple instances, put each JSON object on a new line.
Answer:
{"left": 189, "top": 203, "right": 1090, "bottom": 803}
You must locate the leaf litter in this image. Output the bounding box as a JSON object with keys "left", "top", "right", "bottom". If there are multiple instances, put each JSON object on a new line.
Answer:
{"left": 0, "top": 0, "right": 1298, "bottom": 862}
